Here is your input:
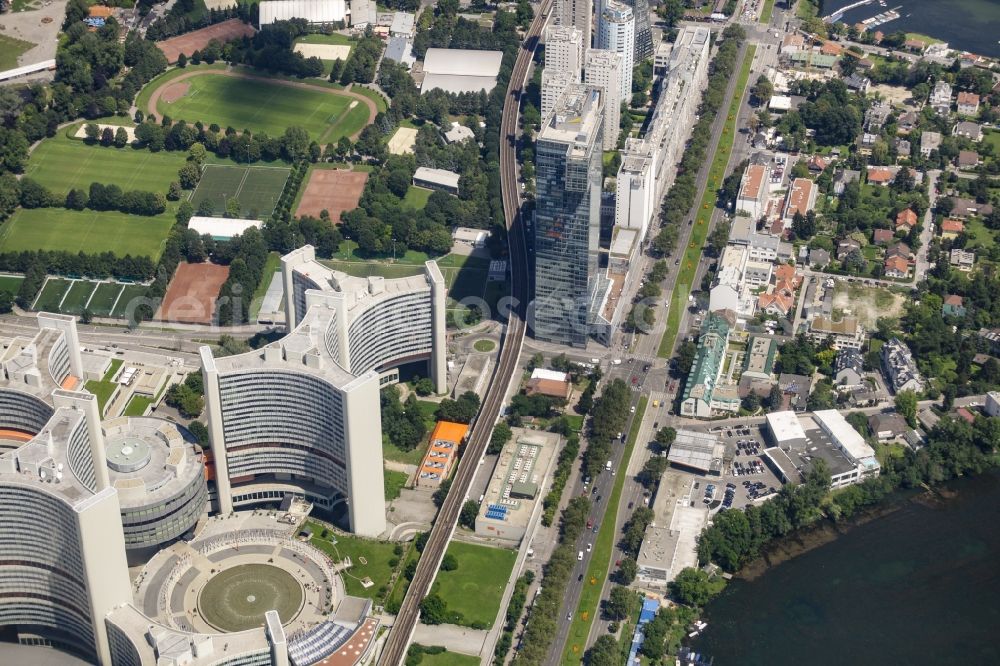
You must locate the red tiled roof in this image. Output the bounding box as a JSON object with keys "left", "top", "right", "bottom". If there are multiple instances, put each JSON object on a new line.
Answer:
{"left": 944, "top": 294, "right": 963, "bottom": 306}
{"left": 941, "top": 219, "right": 965, "bottom": 234}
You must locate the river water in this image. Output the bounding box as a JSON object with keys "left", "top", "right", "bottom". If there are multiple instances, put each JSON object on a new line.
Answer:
{"left": 823, "top": 0, "right": 1000, "bottom": 58}
{"left": 690, "top": 472, "right": 1000, "bottom": 665}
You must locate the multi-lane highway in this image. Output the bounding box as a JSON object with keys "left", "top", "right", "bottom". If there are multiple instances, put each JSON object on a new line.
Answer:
{"left": 376, "top": 3, "right": 549, "bottom": 663}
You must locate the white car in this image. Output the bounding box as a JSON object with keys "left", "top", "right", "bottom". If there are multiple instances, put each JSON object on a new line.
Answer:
{"left": 586, "top": 543, "right": 592, "bottom": 553}
{"left": 578, "top": 551, "right": 584, "bottom": 561}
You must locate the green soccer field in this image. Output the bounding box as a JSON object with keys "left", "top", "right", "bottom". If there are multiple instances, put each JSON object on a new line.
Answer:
{"left": 26, "top": 133, "right": 186, "bottom": 197}
{"left": 33, "top": 278, "right": 72, "bottom": 311}
{"left": 0, "top": 275, "right": 23, "bottom": 296}
{"left": 0, "top": 208, "right": 174, "bottom": 259}
{"left": 190, "top": 165, "right": 289, "bottom": 219}
{"left": 111, "top": 285, "right": 152, "bottom": 318}
{"left": 88, "top": 283, "right": 124, "bottom": 316}
{"left": 60, "top": 281, "right": 98, "bottom": 315}
{"left": 155, "top": 73, "right": 371, "bottom": 141}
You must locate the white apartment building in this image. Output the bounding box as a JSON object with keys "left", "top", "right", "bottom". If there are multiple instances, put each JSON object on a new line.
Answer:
{"left": 930, "top": 80, "right": 952, "bottom": 115}
{"left": 202, "top": 245, "right": 446, "bottom": 537}
{"left": 736, "top": 163, "right": 770, "bottom": 219}
{"left": 541, "top": 68, "right": 577, "bottom": 120}
{"left": 544, "top": 24, "right": 584, "bottom": 78}
{"left": 553, "top": 0, "right": 591, "bottom": 51}
{"left": 597, "top": 1, "right": 635, "bottom": 102}
{"left": 614, "top": 27, "right": 711, "bottom": 237}
{"left": 584, "top": 49, "right": 623, "bottom": 150}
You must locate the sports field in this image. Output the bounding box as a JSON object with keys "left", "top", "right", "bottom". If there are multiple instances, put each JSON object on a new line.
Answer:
{"left": 0, "top": 207, "right": 174, "bottom": 259}
{"left": 156, "top": 72, "right": 371, "bottom": 141}
{"left": 433, "top": 542, "right": 516, "bottom": 628}
{"left": 190, "top": 165, "right": 289, "bottom": 218}
{"left": 199, "top": 564, "right": 303, "bottom": 632}
{"left": 26, "top": 133, "right": 186, "bottom": 197}
{"left": 0, "top": 275, "right": 23, "bottom": 296}
{"left": 27, "top": 278, "right": 150, "bottom": 317}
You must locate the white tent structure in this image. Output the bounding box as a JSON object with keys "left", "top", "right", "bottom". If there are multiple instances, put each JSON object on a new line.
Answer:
{"left": 259, "top": 0, "right": 347, "bottom": 27}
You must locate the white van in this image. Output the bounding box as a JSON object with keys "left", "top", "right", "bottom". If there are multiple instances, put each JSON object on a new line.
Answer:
{"left": 605, "top": 460, "right": 612, "bottom": 471}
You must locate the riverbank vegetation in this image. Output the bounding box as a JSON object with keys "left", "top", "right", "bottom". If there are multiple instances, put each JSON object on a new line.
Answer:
{"left": 698, "top": 415, "right": 1000, "bottom": 574}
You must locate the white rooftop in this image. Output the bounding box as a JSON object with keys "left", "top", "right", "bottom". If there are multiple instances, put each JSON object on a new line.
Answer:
{"left": 767, "top": 411, "right": 807, "bottom": 444}
{"left": 421, "top": 48, "right": 503, "bottom": 94}
{"left": 258, "top": 0, "right": 346, "bottom": 26}
{"left": 413, "top": 167, "right": 460, "bottom": 189}
{"left": 813, "top": 410, "right": 875, "bottom": 463}
{"left": 530, "top": 368, "right": 569, "bottom": 383}
{"left": 188, "top": 216, "right": 263, "bottom": 240}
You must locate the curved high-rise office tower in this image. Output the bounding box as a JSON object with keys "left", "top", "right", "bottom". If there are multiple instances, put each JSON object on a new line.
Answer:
{"left": 202, "top": 246, "right": 446, "bottom": 537}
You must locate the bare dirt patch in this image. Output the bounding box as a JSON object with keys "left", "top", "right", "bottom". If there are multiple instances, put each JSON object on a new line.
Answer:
{"left": 161, "top": 81, "right": 190, "bottom": 104}
{"left": 295, "top": 169, "right": 368, "bottom": 221}
{"left": 156, "top": 261, "right": 230, "bottom": 324}
{"left": 156, "top": 19, "right": 256, "bottom": 64}
{"left": 833, "top": 282, "right": 905, "bottom": 329}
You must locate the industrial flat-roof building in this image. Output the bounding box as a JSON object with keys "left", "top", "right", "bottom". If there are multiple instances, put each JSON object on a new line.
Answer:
{"left": 667, "top": 429, "right": 724, "bottom": 475}
{"left": 636, "top": 474, "right": 709, "bottom": 589}
{"left": 258, "top": 0, "right": 346, "bottom": 27}
{"left": 416, "top": 421, "right": 468, "bottom": 488}
{"left": 420, "top": 48, "right": 504, "bottom": 95}
{"left": 187, "top": 215, "right": 263, "bottom": 240}
{"left": 413, "top": 166, "right": 461, "bottom": 195}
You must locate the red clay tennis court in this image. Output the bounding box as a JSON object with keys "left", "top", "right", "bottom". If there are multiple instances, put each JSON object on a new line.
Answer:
{"left": 295, "top": 169, "right": 368, "bottom": 222}
{"left": 156, "top": 19, "right": 256, "bottom": 64}
{"left": 156, "top": 262, "right": 230, "bottom": 324}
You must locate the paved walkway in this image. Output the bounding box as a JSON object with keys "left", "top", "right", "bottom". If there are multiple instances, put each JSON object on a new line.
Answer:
{"left": 411, "top": 623, "right": 488, "bottom": 656}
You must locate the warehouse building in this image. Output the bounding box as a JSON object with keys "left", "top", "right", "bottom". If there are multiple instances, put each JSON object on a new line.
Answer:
{"left": 412, "top": 167, "right": 461, "bottom": 195}
{"left": 259, "top": 0, "right": 347, "bottom": 27}
{"left": 667, "top": 429, "right": 725, "bottom": 476}
{"left": 421, "top": 48, "right": 504, "bottom": 94}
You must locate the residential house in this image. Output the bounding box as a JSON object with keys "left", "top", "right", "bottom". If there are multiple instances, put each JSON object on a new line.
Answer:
{"left": 736, "top": 164, "right": 770, "bottom": 219}
{"left": 950, "top": 248, "right": 975, "bottom": 271}
{"left": 948, "top": 197, "right": 994, "bottom": 219}
{"left": 834, "top": 348, "right": 865, "bottom": 388}
{"left": 778, "top": 373, "right": 812, "bottom": 412}
{"left": 867, "top": 167, "right": 894, "bottom": 186}
{"left": 758, "top": 290, "right": 794, "bottom": 317}
{"left": 930, "top": 80, "right": 952, "bottom": 115}
{"left": 783, "top": 178, "right": 817, "bottom": 227}
{"left": 868, "top": 413, "right": 909, "bottom": 441}
{"left": 821, "top": 41, "right": 843, "bottom": 56}
{"left": 858, "top": 132, "right": 879, "bottom": 156}
{"left": 886, "top": 242, "right": 912, "bottom": 261}
{"left": 956, "top": 150, "right": 981, "bottom": 169}
{"left": 809, "top": 248, "right": 831, "bottom": 268}
{"left": 884, "top": 255, "right": 911, "bottom": 279}
{"left": 957, "top": 91, "right": 980, "bottom": 116}
{"left": 881, "top": 337, "right": 925, "bottom": 394}
{"left": 844, "top": 73, "right": 871, "bottom": 94}
{"left": 903, "top": 38, "right": 927, "bottom": 53}
{"left": 940, "top": 218, "right": 965, "bottom": 239}
{"left": 832, "top": 169, "right": 860, "bottom": 195}
{"left": 897, "top": 111, "right": 918, "bottom": 133}
{"left": 873, "top": 228, "right": 895, "bottom": 244}
{"left": 865, "top": 102, "right": 892, "bottom": 131}
{"left": 807, "top": 155, "right": 828, "bottom": 173}
{"left": 895, "top": 208, "right": 918, "bottom": 233}
{"left": 953, "top": 121, "right": 983, "bottom": 142}
{"left": 808, "top": 316, "right": 864, "bottom": 350}
{"left": 980, "top": 328, "right": 1000, "bottom": 356}
{"left": 837, "top": 238, "right": 861, "bottom": 259}
{"left": 942, "top": 294, "right": 967, "bottom": 317}
{"left": 680, "top": 310, "right": 739, "bottom": 418}
{"left": 920, "top": 131, "right": 942, "bottom": 157}
{"left": 773, "top": 263, "right": 802, "bottom": 288}
{"left": 894, "top": 138, "right": 911, "bottom": 159}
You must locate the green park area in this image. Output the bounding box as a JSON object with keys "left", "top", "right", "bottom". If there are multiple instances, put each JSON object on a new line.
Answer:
{"left": 658, "top": 45, "right": 756, "bottom": 358}
{"left": 151, "top": 70, "right": 371, "bottom": 142}
{"left": 382, "top": 399, "right": 438, "bottom": 465}
{"left": 26, "top": 131, "right": 186, "bottom": 197}
{"left": 0, "top": 207, "right": 174, "bottom": 259}
{"left": 402, "top": 186, "right": 432, "bottom": 210}
{"left": 432, "top": 541, "right": 516, "bottom": 629}
{"left": 384, "top": 468, "right": 408, "bottom": 500}
{"left": 123, "top": 394, "right": 154, "bottom": 417}
{"left": 85, "top": 358, "right": 123, "bottom": 414}
{"left": 305, "top": 521, "right": 402, "bottom": 602}
{"left": 561, "top": 396, "right": 647, "bottom": 664}
{"left": 0, "top": 34, "right": 34, "bottom": 70}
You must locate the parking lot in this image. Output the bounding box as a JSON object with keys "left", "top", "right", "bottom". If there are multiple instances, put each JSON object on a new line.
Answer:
{"left": 696, "top": 423, "right": 784, "bottom": 512}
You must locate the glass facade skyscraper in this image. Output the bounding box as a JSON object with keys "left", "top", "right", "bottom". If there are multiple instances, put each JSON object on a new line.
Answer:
{"left": 532, "top": 85, "right": 604, "bottom": 348}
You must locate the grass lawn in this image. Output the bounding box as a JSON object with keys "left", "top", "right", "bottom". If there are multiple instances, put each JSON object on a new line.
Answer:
{"left": 85, "top": 379, "right": 118, "bottom": 414}
{"left": 305, "top": 521, "right": 400, "bottom": 601}
{"left": 0, "top": 275, "right": 23, "bottom": 296}
{"left": 33, "top": 278, "right": 72, "bottom": 311}
{"left": 419, "top": 651, "right": 480, "bottom": 666}
{"left": 387, "top": 543, "right": 421, "bottom": 611}
{"left": 474, "top": 339, "right": 496, "bottom": 352}
{"left": 905, "top": 32, "right": 944, "bottom": 45}
{"left": 658, "top": 45, "right": 755, "bottom": 358}
{"left": 965, "top": 217, "right": 995, "bottom": 250}
{"left": 796, "top": 0, "right": 817, "bottom": 20}
{"left": 123, "top": 394, "right": 154, "bottom": 417}
{"left": 384, "top": 468, "right": 408, "bottom": 501}
{"left": 0, "top": 207, "right": 174, "bottom": 259}
{"left": 60, "top": 280, "right": 98, "bottom": 315}
{"left": 562, "top": 396, "right": 647, "bottom": 664}
{"left": 111, "top": 284, "right": 152, "bottom": 318}
{"left": 88, "top": 283, "right": 125, "bottom": 317}
{"left": 984, "top": 129, "right": 1000, "bottom": 155}
{"left": 433, "top": 541, "right": 516, "bottom": 629}
{"left": 26, "top": 133, "right": 186, "bottom": 197}
{"left": 297, "top": 33, "right": 355, "bottom": 46}
{"left": 154, "top": 71, "right": 370, "bottom": 142}
{"left": 402, "top": 186, "right": 432, "bottom": 210}
{"left": 0, "top": 34, "right": 35, "bottom": 70}
{"left": 102, "top": 359, "right": 124, "bottom": 382}
{"left": 760, "top": 0, "right": 775, "bottom": 22}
